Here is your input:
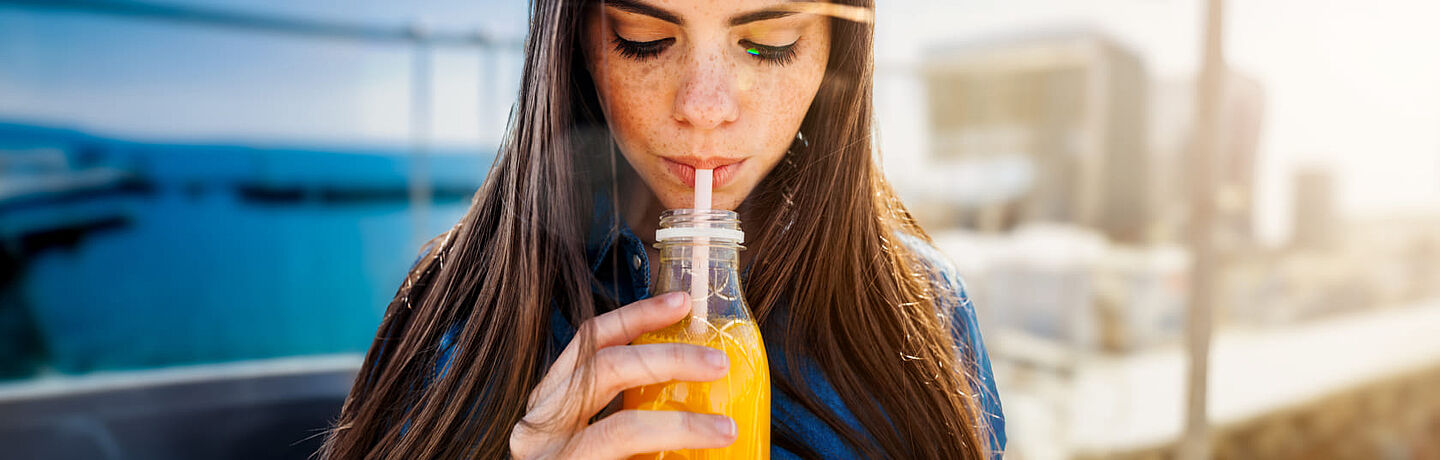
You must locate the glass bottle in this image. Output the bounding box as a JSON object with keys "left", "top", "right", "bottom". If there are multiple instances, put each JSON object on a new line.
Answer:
{"left": 622, "top": 209, "right": 770, "bottom": 460}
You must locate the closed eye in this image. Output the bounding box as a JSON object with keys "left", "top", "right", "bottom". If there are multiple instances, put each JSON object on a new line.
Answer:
{"left": 612, "top": 34, "right": 674, "bottom": 61}
{"left": 739, "top": 39, "right": 799, "bottom": 66}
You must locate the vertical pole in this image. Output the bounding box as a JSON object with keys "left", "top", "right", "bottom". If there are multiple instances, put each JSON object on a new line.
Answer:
{"left": 1180, "top": 0, "right": 1225, "bottom": 458}
{"left": 409, "top": 29, "right": 433, "bottom": 250}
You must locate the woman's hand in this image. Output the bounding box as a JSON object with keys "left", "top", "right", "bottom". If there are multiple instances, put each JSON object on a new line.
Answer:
{"left": 510, "top": 292, "right": 737, "bottom": 459}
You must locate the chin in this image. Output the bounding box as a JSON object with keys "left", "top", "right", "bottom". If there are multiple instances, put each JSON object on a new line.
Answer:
{"left": 705, "top": 194, "right": 743, "bottom": 211}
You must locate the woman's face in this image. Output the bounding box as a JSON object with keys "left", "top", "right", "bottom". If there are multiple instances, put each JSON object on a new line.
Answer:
{"left": 583, "top": 0, "right": 831, "bottom": 211}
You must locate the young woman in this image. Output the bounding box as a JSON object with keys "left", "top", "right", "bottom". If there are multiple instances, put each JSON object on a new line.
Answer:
{"left": 322, "top": 1, "right": 1004, "bottom": 458}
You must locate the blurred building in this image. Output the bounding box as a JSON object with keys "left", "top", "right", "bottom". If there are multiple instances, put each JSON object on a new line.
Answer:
{"left": 934, "top": 225, "right": 1189, "bottom": 354}
{"left": 1292, "top": 168, "right": 1338, "bottom": 251}
{"left": 919, "top": 30, "right": 1153, "bottom": 244}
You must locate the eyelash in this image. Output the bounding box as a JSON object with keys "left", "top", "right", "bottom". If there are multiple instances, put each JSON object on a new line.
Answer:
{"left": 610, "top": 34, "right": 799, "bottom": 66}
{"left": 611, "top": 35, "right": 673, "bottom": 60}
{"left": 740, "top": 39, "right": 799, "bottom": 66}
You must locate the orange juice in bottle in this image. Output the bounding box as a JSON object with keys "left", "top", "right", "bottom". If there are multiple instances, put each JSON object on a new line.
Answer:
{"left": 623, "top": 208, "right": 770, "bottom": 460}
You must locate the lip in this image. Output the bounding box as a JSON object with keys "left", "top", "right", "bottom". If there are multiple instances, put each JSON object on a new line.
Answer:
{"left": 662, "top": 156, "right": 746, "bottom": 189}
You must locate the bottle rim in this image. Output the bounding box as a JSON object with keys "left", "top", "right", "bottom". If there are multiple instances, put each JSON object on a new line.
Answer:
{"left": 656, "top": 208, "right": 744, "bottom": 243}
{"left": 658, "top": 208, "right": 740, "bottom": 220}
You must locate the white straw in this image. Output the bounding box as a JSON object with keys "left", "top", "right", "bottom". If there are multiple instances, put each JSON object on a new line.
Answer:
{"left": 693, "top": 169, "right": 713, "bottom": 212}
{"left": 690, "top": 169, "right": 713, "bottom": 335}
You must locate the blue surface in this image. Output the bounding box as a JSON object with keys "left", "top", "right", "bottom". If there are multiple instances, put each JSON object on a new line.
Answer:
{"left": 1, "top": 122, "right": 491, "bottom": 374}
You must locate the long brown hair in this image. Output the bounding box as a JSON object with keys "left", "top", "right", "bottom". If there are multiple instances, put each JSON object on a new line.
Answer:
{"left": 320, "top": 1, "right": 989, "bottom": 458}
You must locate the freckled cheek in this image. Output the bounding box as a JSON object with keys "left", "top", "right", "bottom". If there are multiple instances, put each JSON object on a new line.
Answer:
{"left": 600, "top": 65, "right": 676, "bottom": 156}
{"left": 736, "top": 64, "right": 758, "bottom": 93}
{"left": 748, "top": 73, "right": 815, "bottom": 143}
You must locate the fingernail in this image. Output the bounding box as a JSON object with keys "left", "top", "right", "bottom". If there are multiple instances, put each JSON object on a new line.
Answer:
{"left": 705, "top": 349, "right": 728, "bottom": 369}
{"left": 662, "top": 291, "right": 686, "bottom": 308}
{"left": 715, "top": 416, "right": 737, "bottom": 438}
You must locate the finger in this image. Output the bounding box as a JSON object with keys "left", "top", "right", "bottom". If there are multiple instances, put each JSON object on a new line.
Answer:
{"left": 570, "top": 410, "right": 737, "bottom": 459}
{"left": 549, "top": 291, "right": 690, "bottom": 376}
{"left": 525, "top": 292, "right": 690, "bottom": 419}
{"left": 582, "top": 343, "right": 728, "bottom": 415}
{"left": 586, "top": 291, "right": 691, "bottom": 348}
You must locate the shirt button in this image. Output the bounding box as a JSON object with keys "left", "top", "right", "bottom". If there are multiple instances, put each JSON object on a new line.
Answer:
{"left": 630, "top": 254, "right": 643, "bottom": 270}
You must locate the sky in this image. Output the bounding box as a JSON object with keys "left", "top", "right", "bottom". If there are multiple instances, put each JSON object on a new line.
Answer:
{"left": 0, "top": 0, "right": 529, "bottom": 148}
{"left": 2, "top": 0, "right": 1437, "bottom": 243}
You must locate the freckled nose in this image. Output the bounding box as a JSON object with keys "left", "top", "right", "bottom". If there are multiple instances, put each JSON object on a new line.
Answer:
{"left": 673, "top": 56, "right": 739, "bottom": 130}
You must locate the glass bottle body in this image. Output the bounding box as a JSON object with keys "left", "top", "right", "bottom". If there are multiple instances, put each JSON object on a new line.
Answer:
{"left": 622, "top": 210, "right": 770, "bottom": 460}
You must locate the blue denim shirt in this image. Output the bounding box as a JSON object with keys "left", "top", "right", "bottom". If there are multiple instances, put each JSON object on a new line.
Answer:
{"left": 433, "top": 195, "right": 1006, "bottom": 458}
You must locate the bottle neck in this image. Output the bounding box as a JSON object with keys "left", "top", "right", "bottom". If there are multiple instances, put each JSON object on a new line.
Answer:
{"left": 655, "top": 209, "right": 744, "bottom": 246}
{"left": 654, "top": 240, "right": 742, "bottom": 291}
{"left": 654, "top": 209, "right": 750, "bottom": 322}
{"left": 654, "top": 208, "right": 745, "bottom": 281}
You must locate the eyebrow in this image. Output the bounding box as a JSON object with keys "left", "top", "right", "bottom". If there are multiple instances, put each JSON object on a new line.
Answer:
{"left": 729, "top": 8, "right": 799, "bottom": 27}
{"left": 603, "top": 0, "right": 683, "bottom": 25}
{"left": 601, "top": 0, "right": 805, "bottom": 27}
